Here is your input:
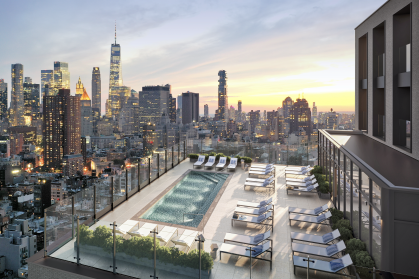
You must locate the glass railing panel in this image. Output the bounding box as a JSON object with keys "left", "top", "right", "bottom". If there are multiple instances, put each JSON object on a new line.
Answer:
{"left": 73, "top": 188, "right": 94, "bottom": 226}
{"left": 173, "top": 145, "right": 179, "bottom": 165}
{"left": 158, "top": 153, "right": 165, "bottom": 176}
{"left": 129, "top": 164, "right": 138, "bottom": 194}
{"left": 180, "top": 141, "right": 185, "bottom": 161}
{"left": 78, "top": 220, "right": 114, "bottom": 273}
{"left": 47, "top": 212, "right": 76, "bottom": 260}
{"left": 140, "top": 157, "right": 149, "bottom": 189}
{"left": 113, "top": 174, "right": 122, "bottom": 203}
{"left": 95, "top": 177, "right": 112, "bottom": 215}
{"left": 361, "top": 192, "right": 370, "bottom": 253}
{"left": 167, "top": 148, "right": 173, "bottom": 170}
{"left": 150, "top": 154, "right": 158, "bottom": 182}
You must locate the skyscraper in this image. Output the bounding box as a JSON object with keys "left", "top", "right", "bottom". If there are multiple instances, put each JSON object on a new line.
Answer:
{"left": 43, "top": 89, "right": 81, "bottom": 171}
{"left": 53, "top": 62, "right": 70, "bottom": 95}
{"left": 0, "top": 80, "right": 7, "bottom": 119}
{"left": 24, "top": 77, "right": 32, "bottom": 84}
{"left": 23, "top": 82, "right": 40, "bottom": 118}
{"left": 107, "top": 24, "right": 123, "bottom": 118}
{"left": 238, "top": 100, "right": 242, "bottom": 122}
{"left": 290, "top": 97, "right": 312, "bottom": 136}
{"left": 92, "top": 67, "right": 101, "bottom": 114}
{"left": 169, "top": 94, "right": 176, "bottom": 123}
{"left": 204, "top": 104, "right": 209, "bottom": 118}
{"left": 182, "top": 92, "right": 199, "bottom": 124}
{"left": 80, "top": 89, "right": 93, "bottom": 136}
{"left": 11, "top": 64, "right": 24, "bottom": 127}
{"left": 118, "top": 94, "right": 139, "bottom": 135}
{"left": 41, "top": 70, "right": 54, "bottom": 99}
{"left": 138, "top": 85, "right": 170, "bottom": 128}
{"left": 312, "top": 102, "right": 318, "bottom": 124}
{"left": 75, "top": 77, "right": 84, "bottom": 98}
{"left": 217, "top": 70, "right": 228, "bottom": 121}
{"left": 282, "top": 97, "right": 293, "bottom": 124}
{"left": 249, "top": 110, "right": 260, "bottom": 133}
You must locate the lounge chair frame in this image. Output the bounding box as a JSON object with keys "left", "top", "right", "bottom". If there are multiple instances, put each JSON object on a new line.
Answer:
{"left": 289, "top": 211, "right": 332, "bottom": 226}
{"left": 293, "top": 254, "right": 353, "bottom": 277}
{"left": 232, "top": 211, "right": 274, "bottom": 232}
{"left": 220, "top": 242, "right": 273, "bottom": 270}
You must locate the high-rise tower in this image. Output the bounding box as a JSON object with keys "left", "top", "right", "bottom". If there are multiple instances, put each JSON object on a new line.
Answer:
{"left": 217, "top": 70, "right": 228, "bottom": 121}
{"left": 80, "top": 89, "right": 93, "bottom": 136}
{"left": 107, "top": 23, "right": 123, "bottom": 118}
{"left": 92, "top": 67, "right": 101, "bottom": 113}
{"left": 11, "top": 64, "right": 25, "bottom": 126}
{"left": 41, "top": 70, "right": 54, "bottom": 99}
{"left": 0, "top": 80, "right": 7, "bottom": 119}
{"left": 238, "top": 100, "right": 242, "bottom": 122}
{"left": 75, "top": 77, "right": 84, "bottom": 98}
{"left": 53, "top": 62, "right": 70, "bottom": 95}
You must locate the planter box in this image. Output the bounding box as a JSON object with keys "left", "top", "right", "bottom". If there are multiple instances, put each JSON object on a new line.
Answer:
{"left": 75, "top": 243, "right": 211, "bottom": 279}
{"left": 319, "top": 192, "right": 331, "bottom": 200}
{"left": 189, "top": 158, "right": 198, "bottom": 163}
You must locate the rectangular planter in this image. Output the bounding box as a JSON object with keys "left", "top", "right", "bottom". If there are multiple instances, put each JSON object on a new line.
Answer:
{"left": 75, "top": 243, "right": 211, "bottom": 279}
{"left": 319, "top": 192, "right": 331, "bottom": 200}
{"left": 190, "top": 158, "right": 198, "bottom": 163}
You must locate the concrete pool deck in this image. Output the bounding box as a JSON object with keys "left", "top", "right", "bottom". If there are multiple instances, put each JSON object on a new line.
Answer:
{"left": 51, "top": 161, "right": 349, "bottom": 279}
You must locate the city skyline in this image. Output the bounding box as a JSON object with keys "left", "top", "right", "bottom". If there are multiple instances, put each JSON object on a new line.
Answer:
{"left": 0, "top": 0, "right": 386, "bottom": 114}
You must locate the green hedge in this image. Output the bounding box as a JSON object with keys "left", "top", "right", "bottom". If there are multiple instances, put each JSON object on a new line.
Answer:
{"left": 188, "top": 154, "right": 199, "bottom": 159}
{"left": 80, "top": 225, "right": 214, "bottom": 271}
{"left": 329, "top": 209, "right": 376, "bottom": 272}
{"left": 310, "top": 165, "right": 323, "bottom": 175}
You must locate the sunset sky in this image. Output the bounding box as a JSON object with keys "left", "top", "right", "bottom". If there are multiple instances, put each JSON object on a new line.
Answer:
{"left": 0, "top": 0, "right": 386, "bottom": 115}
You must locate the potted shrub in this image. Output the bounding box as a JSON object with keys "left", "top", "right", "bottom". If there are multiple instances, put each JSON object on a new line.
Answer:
{"left": 318, "top": 181, "right": 330, "bottom": 199}
{"left": 188, "top": 154, "right": 199, "bottom": 163}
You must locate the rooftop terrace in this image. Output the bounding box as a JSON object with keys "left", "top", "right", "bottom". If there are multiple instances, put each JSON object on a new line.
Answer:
{"left": 29, "top": 158, "right": 355, "bottom": 279}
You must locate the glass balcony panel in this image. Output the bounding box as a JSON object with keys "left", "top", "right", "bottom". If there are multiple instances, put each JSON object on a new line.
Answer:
{"left": 361, "top": 191, "right": 370, "bottom": 252}
{"left": 150, "top": 154, "right": 158, "bottom": 182}
{"left": 140, "top": 158, "right": 149, "bottom": 189}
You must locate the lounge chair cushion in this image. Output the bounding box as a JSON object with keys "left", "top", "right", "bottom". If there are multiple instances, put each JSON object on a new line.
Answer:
{"left": 304, "top": 176, "right": 311, "bottom": 182}
{"left": 258, "top": 206, "right": 267, "bottom": 214}
{"left": 317, "top": 214, "right": 326, "bottom": 223}
{"left": 264, "top": 169, "right": 271, "bottom": 174}
{"left": 253, "top": 234, "right": 264, "bottom": 243}
{"left": 305, "top": 181, "right": 312, "bottom": 186}
{"left": 313, "top": 206, "right": 323, "bottom": 215}
{"left": 306, "top": 185, "right": 314, "bottom": 191}
{"left": 251, "top": 245, "right": 263, "bottom": 257}
{"left": 322, "top": 232, "right": 334, "bottom": 243}
{"left": 257, "top": 214, "right": 266, "bottom": 222}
{"left": 326, "top": 244, "right": 338, "bottom": 256}
{"left": 330, "top": 258, "right": 344, "bottom": 271}
{"left": 260, "top": 200, "right": 268, "bottom": 206}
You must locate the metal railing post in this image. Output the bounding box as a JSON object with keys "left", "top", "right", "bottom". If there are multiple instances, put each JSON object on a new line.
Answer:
{"left": 125, "top": 169, "right": 128, "bottom": 200}
{"left": 150, "top": 228, "right": 159, "bottom": 279}
{"left": 157, "top": 154, "right": 160, "bottom": 178}
{"left": 75, "top": 216, "right": 80, "bottom": 265}
{"left": 148, "top": 157, "right": 151, "bottom": 185}
{"left": 111, "top": 176, "right": 114, "bottom": 211}
{"left": 195, "top": 234, "right": 205, "bottom": 279}
{"left": 303, "top": 255, "right": 314, "bottom": 279}
{"left": 71, "top": 197, "right": 75, "bottom": 239}
{"left": 178, "top": 143, "right": 180, "bottom": 163}
{"left": 184, "top": 141, "right": 186, "bottom": 160}
{"left": 246, "top": 247, "right": 254, "bottom": 279}
{"left": 110, "top": 222, "right": 117, "bottom": 274}
{"left": 172, "top": 146, "right": 174, "bottom": 168}
{"left": 44, "top": 209, "right": 47, "bottom": 257}
{"left": 137, "top": 163, "right": 141, "bottom": 192}
{"left": 93, "top": 185, "right": 97, "bottom": 220}
{"left": 287, "top": 145, "right": 289, "bottom": 167}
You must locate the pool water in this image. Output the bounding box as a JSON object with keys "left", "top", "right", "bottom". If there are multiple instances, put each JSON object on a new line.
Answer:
{"left": 141, "top": 171, "right": 229, "bottom": 227}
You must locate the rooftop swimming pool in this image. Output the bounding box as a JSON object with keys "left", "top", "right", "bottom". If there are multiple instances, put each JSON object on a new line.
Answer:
{"left": 141, "top": 171, "right": 229, "bottom": 228}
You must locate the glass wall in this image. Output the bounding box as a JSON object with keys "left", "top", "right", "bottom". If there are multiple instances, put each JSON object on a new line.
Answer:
{"left": 372, "top": 181, "right": 382, "bottom": 268}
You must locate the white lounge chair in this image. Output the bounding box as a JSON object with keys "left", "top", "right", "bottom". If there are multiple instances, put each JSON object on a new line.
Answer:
{"left": 286, "top": 183, "right": 319, "bottom": 194}
{"left": 292, "top": 240, "right": 346, "bottom": 258}
{"left": 286, "top": 174, "right": 316, "bottom": 183}
{"left": 291, "top": 229, "right": 340, "bottom": 245}
{"left": 246, "top": 175, "right": 274, "bottom": 183}
{"left": 115, "top": 220, "right": 139, "bottom": 235}
{"left": 286, "top": 180, "right": 316, "bottom": 188}
{"left": 285, "top": 165, "right": 310, "bottom": 171}
{"left": 156, "top": 226, "right": 178, "bottom": 246}
{"left": 193, "top": 155, "right": 206, "bottom": 169}
{"left": 128, "top": 222, "right": 157, "bottom": 237}
{"left": 244, "top": 178, "right": 275, "bottom": 191}
{"left": 220, "top": 241, "right": 272, "bottom": 270}
{"left": 224, "top": 230, "right": 271, "bottom": 246}
{"left": 288, "top": 203, "right": 329, "bottom": 216}
{"left": 204, "top": 156, "right": 216, "bottom": 169}
{"left": 234, "top": 204, "right": 273, "bottom": 216}
{"left": 216, "top": 157, "right": 227, "bottom": 170}
{"left": 289, "top": 211, "right": 332, "bottom": 226}
{"left": 250, "top": 164, "right": 274, "bottom": 170}
{"left": 293, "top": 254, "right": 353, "bottom": 275}
{"left": 227, "top": 158, "right": 238, "bottom": 171}
{"left": 237, "top": 198, "right": 273, "bottom": 209}
{"left": 248, "top": 167, "right": 275, "bottom": 177}
{"left": 232, "top": 211, "right": 274, "bottom": 232}
{"left": 172, "top": 229, "right": 199, "bottom": 253}
{"left": 285, "top": 167, "right": 312, "bottom": 176}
